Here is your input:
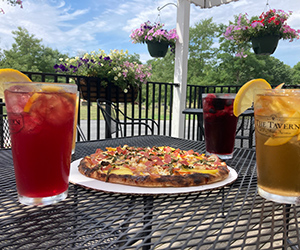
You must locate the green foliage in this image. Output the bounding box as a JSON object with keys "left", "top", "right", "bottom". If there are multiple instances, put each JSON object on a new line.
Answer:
{"left": 148, "top": 52, "right": 175, "bottom": 83}
{"left": 0, "top": 27, "right": 67, "bottom": 74}
{"left": 188, "top": 18, "right": 219, "bottom": 84}
{"left": 1, "top": 22, "right": 299, "bottom": 89}
{"left": 291, "top": 62, "right": 300, "bottom": 84}
{"left": 148, "top": 18, "right": 298, "bottom": 87}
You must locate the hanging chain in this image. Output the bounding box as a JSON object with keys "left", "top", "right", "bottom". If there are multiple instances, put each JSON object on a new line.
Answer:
{"left": 155, "top": 8, "right": 161, "bottom": 24}
{"left": 264, "top": 0, "right": 271, "bottom": 11}
{"left": 156, "top": 2, "right": 177, "bottom": 24}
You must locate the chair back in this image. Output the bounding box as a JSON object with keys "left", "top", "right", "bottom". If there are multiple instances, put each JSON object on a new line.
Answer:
{"left": 0, "top": 102, "right": 11, "bottom": 148}
{"left": 76, "top": 125, "right": 87, "bottom": 141}
{"left": 97, "top": 99, "right": 123, "bottom": 138}
{"left": 235, "top": 108, "right": 255, "bottom": 148}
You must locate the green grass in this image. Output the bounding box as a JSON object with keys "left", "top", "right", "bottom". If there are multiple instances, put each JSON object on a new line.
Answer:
{"left": 79, "top": 101, "right": 171, "bottom": 120}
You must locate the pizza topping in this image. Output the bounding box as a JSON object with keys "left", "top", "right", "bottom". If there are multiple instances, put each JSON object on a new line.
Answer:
{"left": 78, "top": 145, "right": 229, "bottom": 187}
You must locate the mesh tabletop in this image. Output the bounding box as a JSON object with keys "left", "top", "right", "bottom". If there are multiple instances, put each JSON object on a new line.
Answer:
{"left": 0, "top": 135, "right": 299, "bottom": 249}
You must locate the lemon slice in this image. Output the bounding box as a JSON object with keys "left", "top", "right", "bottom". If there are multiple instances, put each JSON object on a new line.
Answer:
{"left": 23, "top": 93, "right": 42, "bottom": 112}
{"left": 0, "top": 68, "right": 31, "bottom": 98}
{"left": 264, "top": 111, "right": 300, "bottom": 146}
{"left": 41, "top": 85, "right": 63, "bottom": 92}
{"left": 233, "top": 79, "right": 271, "bottom": 117}
{"left": 274, "top": 83, "right": 285, "bottom": 89}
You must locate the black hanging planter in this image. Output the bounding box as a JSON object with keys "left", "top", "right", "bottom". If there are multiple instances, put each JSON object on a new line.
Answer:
{"left": 251, "top": 35, "right": 280, "bottom": 55}
{"left": 77, "top": 77, "right": 139, "bottom": 102}
{"left": 146, "top": 41, "right": 169, "bottom": 58}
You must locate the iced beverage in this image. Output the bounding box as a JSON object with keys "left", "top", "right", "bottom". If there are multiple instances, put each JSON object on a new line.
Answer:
{"left": 202, "top": 93, "right": 238, "bottom": 159}
{"left": 254, "top": 89, "right": 300, "bottom": 204}
{"left": 4, "top": 82, "right": 77, "bottom": 206}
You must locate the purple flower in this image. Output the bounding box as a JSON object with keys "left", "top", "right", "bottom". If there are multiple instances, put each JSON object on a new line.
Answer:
{"left": 130, "top": 21, "right": 178, "bottom": 49}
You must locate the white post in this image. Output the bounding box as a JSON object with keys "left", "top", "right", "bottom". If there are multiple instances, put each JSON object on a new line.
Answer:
{"left": 171, "top": 0, "right": 190, "bottom": 138}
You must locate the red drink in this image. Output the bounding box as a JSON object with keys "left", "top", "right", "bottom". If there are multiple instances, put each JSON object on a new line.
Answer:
{"left": 202, "top": 94, "right": 238, "bottom": 159}
{"left": 4, "top": 83, "right": 77, "bottom": 205}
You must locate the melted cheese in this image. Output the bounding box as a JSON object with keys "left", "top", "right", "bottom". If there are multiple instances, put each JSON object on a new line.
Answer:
{"left": 179, "top": 169, "right": 219, "bottom": 174}
{"left": 110, "top": 167, "right": 134, "bottom": 175}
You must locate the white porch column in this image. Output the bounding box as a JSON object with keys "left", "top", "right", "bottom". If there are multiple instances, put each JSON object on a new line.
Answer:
{"left": 171, "top": 0, "right": 190, "bottom": 138}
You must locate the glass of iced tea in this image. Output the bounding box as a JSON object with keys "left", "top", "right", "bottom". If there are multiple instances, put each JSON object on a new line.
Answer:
{"left": 202, "top": 93, "right": 238, "bottom": 159}
{"left": 4, "top": 82, "right": 77, "bottom": 206}
{"left": 254, "top": 89, "right": 300, "bottom": 204}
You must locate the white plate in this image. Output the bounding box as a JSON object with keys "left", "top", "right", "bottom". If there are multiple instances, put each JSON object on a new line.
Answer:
{"left": 69, "top": 158, "right": 238, "bottom": 195}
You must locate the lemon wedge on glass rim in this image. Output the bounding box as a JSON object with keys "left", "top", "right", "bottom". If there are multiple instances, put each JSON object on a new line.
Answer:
{"left": 233, "top": 78, "right": 298, "bottom": 146}
{"left": 233, "top": 78, "right": 272, "bottom": 117}
{"left": 0, "top": 68, "right": 32, "bottom": 98}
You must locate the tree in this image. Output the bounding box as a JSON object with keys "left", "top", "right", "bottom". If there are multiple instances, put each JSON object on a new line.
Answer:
{"left": 148, "top": 18, "right": 220, "bottom": 85}
{"left": 1, "top": 27, "right": 67, "bottom": 73}
{"left": 148, "top": 52, "right": 175, "bottom": 83}
{"left": 188, "top": 18, "right": 219, "bottom": 85}
{"left": 292, "top": 62, "right": 300, "bottom": 84}
{"left": 148, "top": 18, "right": 297, "bottom": 87}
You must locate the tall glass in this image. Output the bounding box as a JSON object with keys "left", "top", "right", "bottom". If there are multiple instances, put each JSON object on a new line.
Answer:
{"left": 254, "top": 89, "right": 300, "bottom": 204}
{"left": 202, "top": 93, "right": 238, "bottom": 159}
{"left": 4, "top": 82, "right": 77, "bottom": 206}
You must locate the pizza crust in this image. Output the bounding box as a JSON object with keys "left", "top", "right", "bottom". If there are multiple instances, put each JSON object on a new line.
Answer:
{"left": 77, "top": 146, "right": 230, "bottom": 188}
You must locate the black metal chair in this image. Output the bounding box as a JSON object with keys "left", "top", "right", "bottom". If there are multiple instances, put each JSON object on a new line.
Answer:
{"left": 0, "top": 114, "right": 11, "bottom": 149}
{"left": 235, "top": 108, "right": 255, "bottom": 148}
{"left": 0, "top": 102, "right": 11, "bottom": 149}
{"left": 97, "top": 98, "right": 159, "bottom": 138}
{"left": 76, "top": 125, "right": 87, "bottom": 141}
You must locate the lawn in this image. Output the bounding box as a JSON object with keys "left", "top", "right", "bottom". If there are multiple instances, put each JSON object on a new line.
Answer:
{"left": 79, "top": 101, "right": 171, "bottom": 120}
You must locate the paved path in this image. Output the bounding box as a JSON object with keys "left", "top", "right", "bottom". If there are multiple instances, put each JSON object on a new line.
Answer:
{"left": 77, "top": 120, "right": 253, "bottom": 148}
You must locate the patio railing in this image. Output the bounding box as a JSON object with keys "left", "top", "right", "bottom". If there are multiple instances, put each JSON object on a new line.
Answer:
{"left": 1, "top": 71, "right": 299, "bottom": 148}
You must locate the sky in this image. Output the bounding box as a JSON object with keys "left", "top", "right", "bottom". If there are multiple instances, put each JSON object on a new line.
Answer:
{"left": 0, "top": 0, "right": 300, "bottom": 67}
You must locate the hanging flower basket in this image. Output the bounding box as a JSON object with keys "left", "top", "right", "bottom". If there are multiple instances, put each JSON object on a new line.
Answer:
{"left": 54, "top": 50, "right": 152, "bottom": 99}
{"left": 251, "top": 35, "right": 280, "bottom": 55}
{"left": 146, "top": 41, "right": 169, "bottom": 58}
{"left": 130, "top": 21, "right": 178, "bottom": 56}
{"left": 223, "top": 9, "right": 300, "bottom": 57}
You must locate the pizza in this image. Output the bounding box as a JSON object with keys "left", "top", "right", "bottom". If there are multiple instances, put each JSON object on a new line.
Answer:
{"left": 78, "top": 145, "right": 230, "bottom": 187}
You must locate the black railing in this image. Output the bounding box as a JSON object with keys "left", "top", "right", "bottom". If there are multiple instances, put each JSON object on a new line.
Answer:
{"left": 1, "top": 71, "right": 299, "bottom": 148}
{"left": 184, "top": 83, "right": 300, "bottom": 142}
{"left": 1, "top": 72, "right": 179, "bottom": 145}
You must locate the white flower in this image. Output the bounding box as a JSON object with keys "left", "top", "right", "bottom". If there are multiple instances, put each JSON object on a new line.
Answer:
{"left": 114, "top": 76, "right": 118, "bottom": 81}
{"left": 59, "top": 58, "right": 63, "bottom": 61}
{"left": 124, "top": 89, "right": 128, "bottom": 93}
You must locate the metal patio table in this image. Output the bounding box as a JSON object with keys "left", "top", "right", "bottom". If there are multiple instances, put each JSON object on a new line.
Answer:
{"left": 0, "top": 135, "right": 299, "bottom": 249}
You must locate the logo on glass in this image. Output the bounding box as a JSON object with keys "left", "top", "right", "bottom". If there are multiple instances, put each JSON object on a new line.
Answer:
{"left": 7, "top": 113, "right": 24, "bottom": 133}
{"left": 256, "top": 115, "right": 300, "bottom": 137}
